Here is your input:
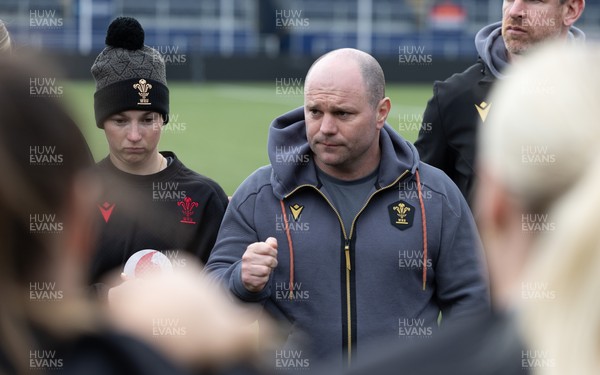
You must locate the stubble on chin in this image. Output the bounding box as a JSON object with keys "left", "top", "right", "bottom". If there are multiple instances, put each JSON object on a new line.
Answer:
{"left": 506, "top": 42, "right": 528, "bottom": 56}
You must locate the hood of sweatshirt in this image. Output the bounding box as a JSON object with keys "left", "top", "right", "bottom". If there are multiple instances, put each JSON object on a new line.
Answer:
{"left": 267, "top": 106, "right": 420, "bottom": 199}
{"left": 475, "top": 21, "right": 586, "bottom": 80}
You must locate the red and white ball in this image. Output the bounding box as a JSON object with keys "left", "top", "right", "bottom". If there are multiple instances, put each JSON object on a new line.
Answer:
{"left": 123, "top": 249, "right": 173, "bottom": 279}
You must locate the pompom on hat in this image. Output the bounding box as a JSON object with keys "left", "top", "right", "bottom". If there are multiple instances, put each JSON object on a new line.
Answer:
{"left": 91, "top": 17, "right": 169, "bottom": 128}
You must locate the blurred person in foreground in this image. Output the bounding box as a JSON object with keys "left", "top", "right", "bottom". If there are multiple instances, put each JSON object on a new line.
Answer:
{"left": 414, "top": 0, "right": 585, "bottom": 207}
{"left": 0, "top": 53, "right": 264, "bottom": 375}
{"left": 328, "top": 43, "right": 600, "bottom": 375}
{"left": 206, "top": 48, "right": 489, "bottom": 371}
{"left": 89, "top": 17, "right": 228, "bottom": 293}
{"left": 497, "top": 44, "right": 600, "bottom": 375}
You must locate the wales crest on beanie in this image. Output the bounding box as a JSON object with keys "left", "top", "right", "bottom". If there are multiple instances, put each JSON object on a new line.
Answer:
{"left": 91, "top": 17, "right": 169, "bottom": 128}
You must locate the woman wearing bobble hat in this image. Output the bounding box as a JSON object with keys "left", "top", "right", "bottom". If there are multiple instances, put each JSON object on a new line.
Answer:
{"left": 89, "top": 17, "right": 229, "bottom": 293}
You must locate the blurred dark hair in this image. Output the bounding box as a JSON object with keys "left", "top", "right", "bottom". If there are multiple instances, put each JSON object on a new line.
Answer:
{"left": 0, "top": 53, "right": 94, "bottom": 282}
{"left": 0, "top": 52, "right": 95, "bottom": 373}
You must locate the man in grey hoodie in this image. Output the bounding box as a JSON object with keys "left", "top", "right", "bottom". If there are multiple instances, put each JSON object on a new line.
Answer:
{"left": 414, "top": 0, "right": 585, "bottom": 207}
{"left": 206, "top": 48, "right": 489, "bottom": 371}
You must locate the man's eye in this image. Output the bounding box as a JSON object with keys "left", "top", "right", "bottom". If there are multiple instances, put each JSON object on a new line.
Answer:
{"left": 142, "top": 117, "right": 154, "bottom": 124}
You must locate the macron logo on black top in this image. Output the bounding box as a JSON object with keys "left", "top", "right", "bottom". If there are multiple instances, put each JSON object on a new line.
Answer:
{"left": 475, "top": 101, "right": 491, "bottom": 123}
{"left": 98, "top": 202, "right": 115, "bottom": 223}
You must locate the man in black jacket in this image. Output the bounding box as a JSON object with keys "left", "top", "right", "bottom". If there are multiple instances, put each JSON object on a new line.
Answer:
{"left": 414, "top": 0, "right": 585, "bottom": 206}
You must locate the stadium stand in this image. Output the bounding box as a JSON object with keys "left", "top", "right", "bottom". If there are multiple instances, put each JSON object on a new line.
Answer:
{"left": 0, "top": 0, "right": 597, "bottom": 57}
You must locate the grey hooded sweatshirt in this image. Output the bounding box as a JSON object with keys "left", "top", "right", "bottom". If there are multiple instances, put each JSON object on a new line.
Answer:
{"left": 206, "top": 107, "right": 489, "bottom": 368}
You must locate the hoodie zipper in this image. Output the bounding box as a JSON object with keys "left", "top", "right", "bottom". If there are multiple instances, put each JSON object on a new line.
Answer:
{"left": 284, "top": 169, "right": 410, "bottom": 366}
{"left": 344, "top": 239, "right": 351, "bottom": 362}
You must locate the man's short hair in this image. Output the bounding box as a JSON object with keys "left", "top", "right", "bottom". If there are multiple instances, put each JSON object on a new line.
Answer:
{"left": 306, "top": 48, "right": 385, "bottom": 108}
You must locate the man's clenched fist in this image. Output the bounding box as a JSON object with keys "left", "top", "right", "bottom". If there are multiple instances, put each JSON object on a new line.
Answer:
{"left": 241, "top": 237, "right": 278, "bottom": 292}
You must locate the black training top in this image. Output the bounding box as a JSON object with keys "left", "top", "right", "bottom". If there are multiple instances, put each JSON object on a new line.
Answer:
{"left": 90, "top": 151, "right": 228, "bottom": 285}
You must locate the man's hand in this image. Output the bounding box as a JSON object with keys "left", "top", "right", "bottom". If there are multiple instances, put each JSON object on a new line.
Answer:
{"left": 241, "top": 237, "right": 278, "bottom": 292}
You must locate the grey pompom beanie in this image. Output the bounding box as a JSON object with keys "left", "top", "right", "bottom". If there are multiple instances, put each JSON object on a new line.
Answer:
{"left": 91, "top": 17, "right": 169, "bottom": 128}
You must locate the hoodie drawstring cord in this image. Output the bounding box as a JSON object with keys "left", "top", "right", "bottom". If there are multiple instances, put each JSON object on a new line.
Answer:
{"left": 415, "top": 170, "right": 428, "bottom": 290}
{"left": 280, "top": 200, "right": 295, "bottom": 300}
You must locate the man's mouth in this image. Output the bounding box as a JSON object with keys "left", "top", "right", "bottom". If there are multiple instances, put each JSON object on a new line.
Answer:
{"left": 506, "top": 25, "right": 528, "bottom": 34}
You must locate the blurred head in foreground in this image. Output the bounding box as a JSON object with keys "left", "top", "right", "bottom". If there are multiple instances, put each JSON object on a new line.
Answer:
{"left": 477, "top": 43, "right": 600, "bottom": 374}
{"left": 0, "top": 53, "right": 265, "bottom": 374}
{"left": 0, "top": 52, "right": 98, "bottom": 372}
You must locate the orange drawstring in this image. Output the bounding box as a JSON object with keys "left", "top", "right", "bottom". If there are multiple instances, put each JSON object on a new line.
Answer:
{"left": 280, "top": 200, "right": 295, "bottom": 300}
{"left": 415, "top": 170, "right": 428, "bottom": 291}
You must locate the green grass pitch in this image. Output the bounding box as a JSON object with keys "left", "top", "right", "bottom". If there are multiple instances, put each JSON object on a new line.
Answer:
{"left": 64, "top": 82, "right": 432, "bottom": 195}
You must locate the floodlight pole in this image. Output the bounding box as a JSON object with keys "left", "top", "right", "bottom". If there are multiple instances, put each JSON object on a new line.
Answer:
{"left": 357, "top": 0, "right": 373, "bottom": 53}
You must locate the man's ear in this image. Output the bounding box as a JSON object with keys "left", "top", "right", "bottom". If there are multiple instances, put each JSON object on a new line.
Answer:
{"left": 376, "top": 97, "right": 391, "bottom": 130}
{"left": 563, "top": 0, "right": 585, "bottom": 28}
